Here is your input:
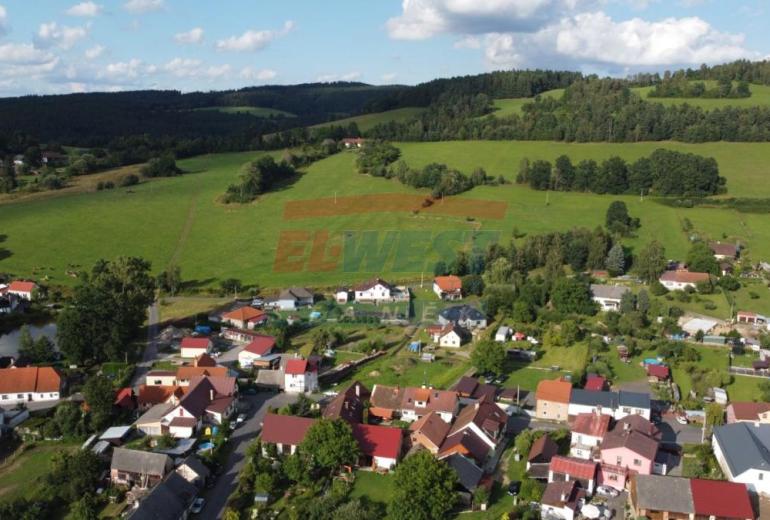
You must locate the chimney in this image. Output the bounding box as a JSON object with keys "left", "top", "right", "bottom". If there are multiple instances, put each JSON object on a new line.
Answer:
{"left": 623, "top": 422, "right": 630, "bottom": 431}
{"left": 355, "top": 384, "right": 360, "bottom": 397}
{"left": 210, "top": 389, "right": 214, "bottom": 402}
{"left": 475, "top": 402, "right": 480, "bottom": 410}
{"left": 560, "top": 492, "right": 567, "bottom": 502}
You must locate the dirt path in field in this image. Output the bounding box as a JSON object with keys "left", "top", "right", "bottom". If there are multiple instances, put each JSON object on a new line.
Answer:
{"left": 167, "top": 185, "right": 202, "bottom": 268}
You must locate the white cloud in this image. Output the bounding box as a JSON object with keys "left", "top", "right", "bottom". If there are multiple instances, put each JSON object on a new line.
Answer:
{"left": 216, "top": 20, "right": 294, "bottom": 52}
{"left": 381, "top": 72, "right": 398, "bottom": 82}
{"left": 123, "top": 0, "right": 164, "bottom": 14}
{"left": 66, "top": 2, "right": 103, "bottom": 17}
{"left": 387, "top": 0, "right": 597, "bottom": 40}
{"left": 174, "top": 27, "right": 204, "bottom": 44}
{"left": 99, "top": 58, "right": 144, "bottom": 80}
{"left": 454, "top": 35, "right": 481, "bottom": 49}
{"left": 240, "top": 66, "right": 277, "bottom": 81}
{"left": 36, "top": 22, "right": 90, "bottom": 50}
{"left": 163, "top": 58, "right": 233, "bottom": 80}
{"left": 0, "top": 43, "right": 57, "bottom": 64}
{"left": 84, "top": 44, "right": 105, "bottom": 59}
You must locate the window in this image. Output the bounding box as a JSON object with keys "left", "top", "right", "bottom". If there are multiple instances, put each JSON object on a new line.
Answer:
{"left": 633, "top": 459, "right": 642, "bottom": 466}
{"left": 760, "top": 474, "right": 764, "bottom": 481}
{"left": 616, "top": 456, "right": 622, "bottom": 465}
{"left": 17, "top": 394, "right": 22, "bottom": 398}
{"left": 1, "top": 395, "right": 6, "bottom": 400}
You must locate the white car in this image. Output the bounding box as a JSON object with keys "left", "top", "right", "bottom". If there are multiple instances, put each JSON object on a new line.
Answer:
{"left": 236, "top": 413, "right": 246, "bottom": 425}
{"left": 596, "top": 485, "right": 620, "bottom": 498}
{"left": 676, "top": 415, "right": 688, "bottom": 425}
{"left": 190, "top": 497, "right": 205, "bottom": 514}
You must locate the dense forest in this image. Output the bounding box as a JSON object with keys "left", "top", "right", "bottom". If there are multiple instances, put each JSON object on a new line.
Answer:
{"left": 648, "top": 74, "right": 750, "bottom": 99}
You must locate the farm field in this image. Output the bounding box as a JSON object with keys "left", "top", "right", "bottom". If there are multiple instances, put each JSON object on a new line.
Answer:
{"left": 311, "top": 107, "right": 425, "bottom": 132}
{"left": 193, "top": 106, "right": 297, "bottom": 117}
{"left": 1, "top": 141, "right": 770, "bottom": 294}
{"left": 632, "top": 82, "right": 770, "bottom": 110}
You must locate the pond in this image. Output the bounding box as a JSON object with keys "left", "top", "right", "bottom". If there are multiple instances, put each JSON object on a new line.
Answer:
{"left": 0, "top": 322, "right": 57, "bottom": 358}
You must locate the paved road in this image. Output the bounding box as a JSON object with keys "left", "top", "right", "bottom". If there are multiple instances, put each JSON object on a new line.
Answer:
{"left": 130, "top": 300, "right": 160, "bottom": 388}
{"left": 200, "top": 391, "right": 298, "bottom": 520}
{"left": 658, "top": 413, "right": 704, "bottom": 445}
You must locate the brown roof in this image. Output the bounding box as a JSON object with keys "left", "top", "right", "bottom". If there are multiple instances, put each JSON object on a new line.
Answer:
{"left": 709, "top": 242, "right": 738, "bottom": 257}
{"left": 194, "top": 353, "right": 217, "bottom": 367}
{"left": 601, "top": 429, "right": 659, "bottom": 461}
{"left": 0, "top": 367, "right": 61, "bottom": 394}
{"left": 371, "top": 385, "right": 404, "bottom": 411}
{"left": 176, "top": 376, "right": 236, "bottom": 419}
{"left": 261, "top": 413, "right": 315, "bottom": 446}
{"left": 8, "top": 281, "right": 36, "bottom": 293}
{"left": 528, "top": 434, "right": 559, "bottom": 463}
{"left": 410, "top": 411, "right": 450, "bottom": 449}
{"left": 169, "top": 417, "right": 197, "bottom": 428}
{"left": 222, "top": 306, "right": 266, "bottom": 322}
{"left": 449, "top": 401, "right": 507, "bottom": 439}
{"left": 615, "top": 415, "right": 662, "bottom": 439}
{"left": 353, "top": 277, "right": 393, "bottom": 291}
{"left": 176, "top": 366, "right": 228, "bottom": 381}
{"left": 434, "top": 275, "right": 462, "bottom": 292}
{"left": 536, "top": 378, "right": 572, "bottom": 404}
{"left": 402, "top": 387, "right": 458, "bottom": 415}
{"left": 439, "top": 429, "right": 490, "bottom": 464}
{"left": 206, "top": 395, "right": 235, "bottom": 414}
{"left": 542, "top": 480, "right": 583, "bottom": 510}
{"left": 323, "top": 381, "right": 370, "bottom": 423}
{"left": 571, "top": 412, "right": 611, "bottom": 438}
{"left": 452, "top": 376, "right": 479, "bottom": 397}
{"left": 138, "top": 385, "right": 184, "bottom": 407}
{"left": 659, "top": 270, "right": 711, "bottom": 284}
{"left": 729, "top": 402, "right": 770, "bottom": 422}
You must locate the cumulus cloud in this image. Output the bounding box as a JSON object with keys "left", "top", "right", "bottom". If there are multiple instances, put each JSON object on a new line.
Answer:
{"left": 174, "top": 27, "right": 204, "bottom": 44}
{"left": 35, "top": 22, "right": 90, "bottom": 50}
{"left": 240, "top": 66, "right": 277, "bottom": 81}
{"left": 216, "top": 21, "right": 294, "bottom": 52}
{"left": 0, "top": 43, "right": 57, "bottom": 64}
{"left": 163, "top": 58, "right": 233, "bottom": 80}
{"left": 387, "top": 0, "right": 597, "bottom": 40}
{"left": 123, "top": 0, "right": 164, "bottom": 14}
{"left": 66, "top": 2, "right": 103, "bottom": 17}
{"left": 84, "top": 44, "right": 105, "bottom": 59}
{"left": 99, "top": 58, "right": 144, "bottom": 80}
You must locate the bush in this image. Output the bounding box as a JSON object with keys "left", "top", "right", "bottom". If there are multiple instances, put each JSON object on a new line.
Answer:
{"left": 703, "top": 301, "right": 717, "bottom": 310}
{"left": 750, "top": 291, "right": 760, "bottom": 299}
{"left": 141, "top": 155, "right": 181, "bottom": 178}
{"left": 650, "top": 281, "right": 668, "bottom": 296}
{"left": 119, "top": 174, "right": 139, "bottom": 187}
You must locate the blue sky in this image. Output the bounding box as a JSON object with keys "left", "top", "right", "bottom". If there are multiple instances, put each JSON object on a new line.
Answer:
{"left": 0, "top": 0, "right": 767, "bottom": 96}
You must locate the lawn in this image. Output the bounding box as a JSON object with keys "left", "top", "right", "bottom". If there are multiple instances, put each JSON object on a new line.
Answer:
{"left": 157, "top": 296, "right": 232, "bottom": 323}
{"left": 349, "top": 471, "right": 394, "bottom": 508}
{"left": 3, "top": 141, "right": 770, "bottom": 291}
{"left": 0, "top": 441, "right": 79, "bottom": 502}
{"left": 311, "top": 107, "right": 425, "bottom": 132}
{"left": 726, "top": 374, "right": 766, "bottom": 402}
{"left": 193, "top": 106, "right": 296, "bottom": 118}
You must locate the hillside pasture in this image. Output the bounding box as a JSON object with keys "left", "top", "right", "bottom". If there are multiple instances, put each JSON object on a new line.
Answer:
{"left": 193, "top": 106, "right": 296, "bottom": 117}
{"left": 311, "top": 107, "right": 425, "bottom": 132}
{"left": 632, "top": 81, "right": 770, "bottom": 111}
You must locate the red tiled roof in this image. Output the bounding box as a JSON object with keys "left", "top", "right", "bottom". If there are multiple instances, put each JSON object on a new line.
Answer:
{"left": 439, "top": 429, "right": 490, "bottom": 464}
{"left": 194, "top": 353, "right": 217, "bottom": 367}
{"left": 659, "top": 270, "right": 710, "bottom": 284}
{"left": 410, "top": 411, "right": 450, "bottom": 448}
{"left": 176, "top": 366, "right": 227, "bottom": 380}
{"left": 169, "top": 417, "right": 197, "bottom": 428}
{"left": 261, "top": 413, "right": 315, "bottom": 446}
{"left": 536, "top": 379, "right": 572, "bottom": 404}
{"left": 138, "top": 385, "right": 183, "bottom": 407}
{"left": 709, "top": 242, "right": 738, "bottom": 257}
{"left": 0, "top": 367, "right": 61, "bottom": 394}
{"left": 402, "top": 387, "right": 458, "bottom": 414}
{"left": 286, "top": 358, "right": 314, "bottom": 375}
{"left": 243, "top": 335, "right": 276, "bottom": 356}
{"left": 434, "top": 275, "right": 462, "bottom": 292}
{"left": 646, "top": 364, "right": 670, "bottom": 379}
{"left": 584, "top": 375, "right": 606, "bottom": 391}
{"left": 352, "top": 423, "right": 403, "bottom": 460}
{"left": 550, "top": 455, "right": 598, "bottom": 481}
{"left": 690, "top": 479, "right": 755, "bottom": 520}
{"left": 571, "top": 413, "right": 611, "bottom": 438}
{"left": 114, "top": 387, "right": 135, "bottom": 409}
{"left": 180, "top": 337, "right": 211, "bottom": 350}
{"left": 8, "top": 281, "right": 36, "bottom": 293}
{"left": 528, "top": 435, "right": 558, "bottom": 463}
{"left": 222, "top": 306, "right": 266, "bottom": 322}
{"left": 729, "top": 402, "right": 770, "bottom": 422}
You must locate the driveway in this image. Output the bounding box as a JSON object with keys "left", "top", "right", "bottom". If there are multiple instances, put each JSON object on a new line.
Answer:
{"left": 130, "top": 300, "right": 160, "bottom": 388}
{"left": 657, "top": 413, "right": 703, "bottom": 446}
{"left": 199, "top": 391, "right": 298, "bottom": 520}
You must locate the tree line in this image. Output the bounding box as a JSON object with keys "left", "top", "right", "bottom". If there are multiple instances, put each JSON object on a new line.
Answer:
{"left": 515, "top": 148, "right": 724, "bottom": 197}
{"left": 649, "top": 74, "right": 750, "bottom": 99}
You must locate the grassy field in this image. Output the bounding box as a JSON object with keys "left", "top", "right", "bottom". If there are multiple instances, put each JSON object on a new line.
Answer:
{"left": 349, "top": 471, "right": 394, "bottom": 508}
{"left": 632, "top": 82, "right": 770, "bottom": 110}
{"left": 489, "top": 89, "right": 563, "bottom": 117}
{"left": 311, "top": 107, "right": 425, "bottom": 132}
{"left": 0, "top": 441, "right": 78, "bottom": 501}
{"left": 1, "top": 141, "right": 770, "bottom": 292}
{"left": 193, "top": 106, "right": 296, "bottom": 117}
{"left": 157, "top": 296, "right": 232, "bottom": 322}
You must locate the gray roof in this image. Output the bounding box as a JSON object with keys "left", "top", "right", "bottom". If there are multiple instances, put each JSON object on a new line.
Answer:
{"left": 618, "top": 391, "right": 651, "bottom": 409}
{"left": 570, "top": 388, "right": 617, "bottom": 408}
{"left": 100, "top": 425, "right": 132, "bottom": 441}
{"left": 445, "top": 454, "right": 483, "bottom": 492}
{"left": 713, "top": 422, "right": 770, "bottom": 476}
{"left": 179, "top": 455, "right": 210, "bottom": 480}
{"left": 439, "top": 305, "right": 486, "bottom": 322}
{"left": 279, "top": 287, "right": 313, "bottom": 301}
{"left": 135, "top": 403, "right": 172, "bottom": 425}
{"left": 590, "top": 284, "right": 630, "bottom": 301}
{"left": 111, "top": 448, "right": 171, "bottom": 477}
{"left": 129, "top": 472, "right": 197, "bottom": 520}
{"left": 634, "top": 475, "right": 693, "bottom": 514}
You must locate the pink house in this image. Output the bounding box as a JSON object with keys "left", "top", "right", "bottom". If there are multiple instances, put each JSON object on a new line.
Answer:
{"left": 599, "top": 427, "right": 658, "bottom": 485}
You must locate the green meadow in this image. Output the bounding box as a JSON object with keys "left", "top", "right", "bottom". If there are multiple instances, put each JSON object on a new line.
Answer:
{"left": 1, "top": 140, "right": 770, "bottom": 293}
{"left": 632, "top": 81, "right": 770, "bottom": 110}
{"left": 311, "top": 107, "right": 425, "bottom": 132}
{"left": 193, "top": 106, "right": 296, "bottom": 117}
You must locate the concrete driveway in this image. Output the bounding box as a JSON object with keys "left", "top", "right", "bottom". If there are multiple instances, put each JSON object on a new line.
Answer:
{"left": 198, "top": 391, "right": 297, "bottom": 520}
{"left": 657, "top": 413, "right": 704, "bottom": 446}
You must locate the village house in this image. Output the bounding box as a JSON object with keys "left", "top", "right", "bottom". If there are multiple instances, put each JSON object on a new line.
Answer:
{"left": 179, "top": 337, "right": 212, "bottom": 358}
{"left": 175, "top": 366, "right": 229, "bottom": 386}
{"left": 548, "top": 455, "right": 599, "bottom": 495}
{"left": 272, "top": 287, "right": 314, "bottom": 310}
{"left": 410, "top": 411, "right": 451, "bottom": 454}
{"left": 335, "top": 288, "right": 352, "bottom": 303}
{"left": 541, "top": 480, "right": 585, "bottom": 520}
{"left": 527, "top": 435, "right": 559, "bottom": 475}
{"left": 221, "top": 306, "right": 268, "bottom": 330}
{"left": 237, "top": 335, "right": 276, "bottom": 368}
{"left": 433, "top": 275, "right": 463, "bottom": 300}
{"left": 713, "top": 422, "right": 770, "bottom": 495}
{"left": 737, "top": 311, "right": 767, "bottom": 326}
{"left": 726, "top": 402, "right": 770, "bottom": 424}
{"left": 569, "top": 411, "right": 611, "bottom": 459}
{"left": 6, "top": 280, "right": 37, "bottom": 301}
{"left": 535, "top": 379, "right": 572, "bottom": 422}
{"left": 451, "top": 376, "right": 496, "bottom": 405}
{"left": 284, "top": 357, "right": 319, "bottom": 393}
{"left": 401, "top": 386, "right": 459, "bottom": 423}
{"left": 261, "top": 413, "right": 315, "bottom": 455}
{"left": 438, "top": 305, "right": 487, "bottom": 330}
{"left": 584, "top": 374, "right": 608, "bottom": 391}
{"left": 659, "top": 269, "right": 711, "bottom": 291}
{"left": 599, "top": 417, "right": 660, "bottom": 484}
{"left": 128, "top": 471, "right": 198, "bottom": 520}
{"left": 630, "top": 475, "right": 755, "bottom": 520}
{"left": 342, "top": 137, "right": 365, "bottom": 148}
{"left": 322, "top": 381, "right": 370, "bottom": 423}
{"left": 369, "top": 385, "right": 404, "bottom": 421}
{"left": 446, "top": 401, "right": 507, "bottom": 451}
{"left": 110, "top": 448, "right": 173, "bottom": 488}
{"left": 175, "top": 455, "right": 210, "bottom": 489}
{"left": 427, "top": 324, "right": 470, "bottom": 348}
{"left": 709, "top": 241, "right": 739, "bottom": 261}
{"left": 590, "top": 284, "right": 630, "bottom": 312}
{"left": 568, "top": 389, "right": 651, "bottom": 421}
{"left": 646, "top": 364, "right": 670, "bottom": 382}
{"left": 0, "top": 366, "right": 61, "bottom": 406}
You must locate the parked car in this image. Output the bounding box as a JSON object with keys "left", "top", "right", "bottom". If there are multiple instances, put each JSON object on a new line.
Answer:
{"left": 596, "top": 485, "right": 620, "bottom": 498}
{"left": 191, "top": 497, "right": 205, "bottom": 514}
{"left": 676, "top": 415, "right": 688, "bottom": 425}
{"left": 236, "top": 413, "right": 246, "bottom": 425}
{"left": 507, "top": 481, "right": 521, "bottom": 496}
